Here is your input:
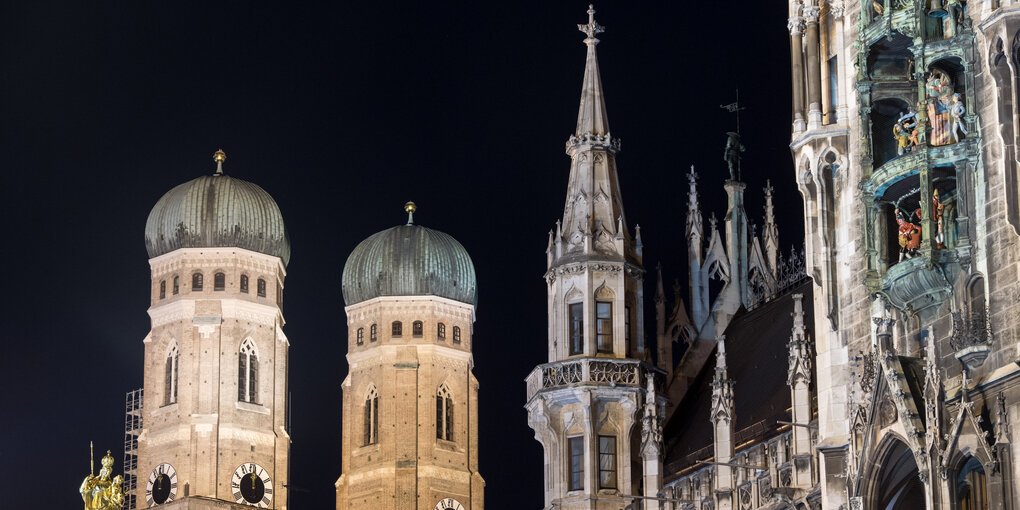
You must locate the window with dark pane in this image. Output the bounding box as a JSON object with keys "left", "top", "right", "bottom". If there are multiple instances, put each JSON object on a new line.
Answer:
{"left": 363, "top": 387, "right": 379, "bottom": 446}
{"left": 159, "top": 280, "right": 166, "bottom": 300}
{"left": 392, "top": 321, "right": 402, "bottom": 336}
{"left": 452, "top": 326, "right": 461, "bottom": 344}
{"left": 436, "top": 385, "right": 453, "bottom": 441}
{"left": 568, "top": 436, "right": 584, "bottom": 491}
{"left": 164, "top": 342, "right": 179, "bottom": 406}
{"left": 214, "top": 272, "right": 225, "bottom": 291}
{"left": 625, "top": 305, "right": 631, "bottom": 343}
{"left": 240, "top": 274, "right": 249, "bottom": 293}
{"left": 356, "top": 328, "right": 364, "bottom": 346}
{"left": 598, "top": 435, "right": 617, "bottom": 489}
{"left": 569, "top": 303, "right": 584, "bottom": 355}
{"left": 192, "top": 272, "right": 203, "bottom": 291}
{"left": 596, "top": 301, "right": 613, "bottom": 353}
{"left": 413, "top": 321, "right": 423, "bottom": 337}
{"left": 239, "top": 339, "right": 258, "bottom": 404}
{"left": 370, "top": 324, "right": 378, "bottom": 342}
{"left": 172, "top": 276, "right": 179, "bottom": 295}
{"left": 257, "top": 278, "right": 266, "bottom": 297}
{"left": 437, "top": 323, "right": 446, "bottom": 340}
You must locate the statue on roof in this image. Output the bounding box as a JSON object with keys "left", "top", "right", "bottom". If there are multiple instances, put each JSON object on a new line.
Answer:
{"left": 80, "top": 447, "right": 124, "bottom": 510}
{"left": 723, "top": 132, "right": 745, "bottom": 181}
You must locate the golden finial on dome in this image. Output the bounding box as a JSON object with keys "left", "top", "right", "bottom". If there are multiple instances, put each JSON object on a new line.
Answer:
{"left": 405, "top": 201, "right": 417, "bottom": 225}
{"left": 213, "top": 149, "right": 226, "bottom": 175}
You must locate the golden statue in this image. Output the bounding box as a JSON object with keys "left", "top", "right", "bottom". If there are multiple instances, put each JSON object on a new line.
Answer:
{"left": 80, "top": 446, "right": 124, "bottom": 510}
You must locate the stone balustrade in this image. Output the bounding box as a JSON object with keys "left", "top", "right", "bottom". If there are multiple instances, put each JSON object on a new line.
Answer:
{"left": 525, "top": 357, "right": 646, "bottom": 401}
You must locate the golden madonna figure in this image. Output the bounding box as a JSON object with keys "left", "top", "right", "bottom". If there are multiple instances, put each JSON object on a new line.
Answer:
{"left": 80, "top": 446, "right": 124, "bottom": 510}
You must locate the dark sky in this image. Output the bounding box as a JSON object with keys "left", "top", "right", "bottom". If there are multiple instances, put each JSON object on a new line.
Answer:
{"left": 0, "top": 2, "right": 800, "bottom": 508}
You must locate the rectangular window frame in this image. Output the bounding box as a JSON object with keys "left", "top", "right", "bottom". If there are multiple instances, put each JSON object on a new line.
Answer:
{"left": 569, "top": 302, "right": 584, "bottom": 355}
{"left": 568, "top": 435, "right": 584, "bottom": 491}
{"left": 596, "top": 301, "right": 613, "bottom": 353}
{"left": 598, "top": 435, "right": 617, "bottom": 490}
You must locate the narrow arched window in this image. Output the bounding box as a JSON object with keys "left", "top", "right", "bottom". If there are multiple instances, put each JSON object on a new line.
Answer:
{"left": 453, "top": 326, "right": 462, "bottom": 344}
{"left": 968, "top": 275, "right": 987, "bottom": 321}
{"left": 164, "top": 340, "right": 179, "bottom": 406}
{"left": 238, "top": 339, "right": 259, "bottom": 404}
{"left": 370, "top": 324, "right": 378, "bottom": 342}
{"left": 356, "top": 327, "right": 364, "bottom": 346}
{"left": 240, "top": 274, "right": 249, "bottom": 294}
{"left": 257, "top": 278, "right": 266, "bottom": 297}
{"left": 438, "top": 323, "right": 446, "bottom": 340}
{"left": 392, "top": 321, "right": 402, "bottom": 336}
{"left": 363, "top": 385, "right": 379, "bottom": 446}
{"left": 956, "top": 456, "right": 987, "bottom": 510}
{"left": 172, "top": 276, "right": 180, "bottom": 295}
{"left": 214, "top": 272, "right": 225, "bottom": 291}
{"left": 192, "top": 272, "right": 203, "bottom": 291}
{"left": 159, "top": 280, "right": 166, "bottom": 300}
{"left": 436, "top": 384, "right": 453, "bottom": 441}
{"left": 412, "top": 320, "right": 423, "bottom": 337}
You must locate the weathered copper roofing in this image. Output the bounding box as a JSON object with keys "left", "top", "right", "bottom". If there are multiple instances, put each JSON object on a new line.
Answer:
{"left": 144, "top": 174, "right": 290, "bottom": 265}
{"left": 342, "top": 224, "right": 477, "bottom": 306}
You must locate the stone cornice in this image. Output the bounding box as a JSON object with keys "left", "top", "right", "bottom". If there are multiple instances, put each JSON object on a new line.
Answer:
{"left": 343, "top": 295, "right": 475, "bottom": 322}
{"left": 148, "top": 247, "right": 286, "bottom": 278}
{"left": 346, "top": 343, "right": 475, "bottom": 367}
{"left": 148, "top": 298, "right": 282, "bottom": 328}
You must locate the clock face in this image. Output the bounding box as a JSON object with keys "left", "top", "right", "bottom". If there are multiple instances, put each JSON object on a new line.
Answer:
{"left": 434, "top": 497, "right": 465, "bottom": 510}
{"left": 231, "top": 463, "right": 273, "bottom": 508}
{"left": 145, "top": 463, "right": 177, "bottom": 506}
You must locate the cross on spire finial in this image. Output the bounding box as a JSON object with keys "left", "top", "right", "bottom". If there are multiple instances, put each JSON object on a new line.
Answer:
{"left": 578, "top": 4, "right": 604, "bottom": 44}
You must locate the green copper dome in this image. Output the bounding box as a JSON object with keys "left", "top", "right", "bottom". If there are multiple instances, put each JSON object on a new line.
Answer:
{"left": 342, "top": 223, "right": 477, "bottom": 306}
{"left": 144, "top": 173, "right": 290, "bottom": 265}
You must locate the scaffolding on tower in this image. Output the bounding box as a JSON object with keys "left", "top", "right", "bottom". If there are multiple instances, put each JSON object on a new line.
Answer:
{"left": 124, "top": 388, "right": 143, "bottom": 510}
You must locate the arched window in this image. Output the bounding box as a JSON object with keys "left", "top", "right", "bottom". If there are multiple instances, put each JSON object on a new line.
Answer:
{"left": 164, "top": 340, "right": 179, "bottom": 406}
{"left": 412, "top": 321, "right": 423, "bottom": 337}
{"left": 453, "top": 326, "right": 462, "bottom": 344}
{"left": 172, "top": 276, "right": 180, "bottom": 295}
{"left": 238, "top": 339, "right": 258, "bottom": 404}
{"left": 356, "top": 327, "right": 364, "bottom": 346}
{"left": 240, "top": 274, "right": 249, "bottom": 294}
{"left": 159, "top": 280, "right": 166, "bottom": 300}
{"left": 436, "top": 384, "right": 453, "bottom": 441}
{"left": 968, "top": 275, "right": 987, "bottom": 319}
{"left": 363, "top": 385, "right": 379, "bottom": 446}
{"left": 437, "top": 323, "right": 446, "bottom": 340}
{"left": 214, "top": 272, "right": 225, "bottom": 291}
{"left": 192, "top": 272, "right": 203, "bottom": 291}
{"left": 392, "top": 321, "right": 402, "bottom": 336}
{"left": 257, "top": 278, "right": 266, "bottom": 297}
{"left": 370, "top": 324, "right": 378, "bottom": 342}
{"left": 957, "top": 456, "right": 988, "bottom": 510}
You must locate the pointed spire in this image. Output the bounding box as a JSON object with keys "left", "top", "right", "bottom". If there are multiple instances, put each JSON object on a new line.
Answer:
{"left": 686, "top": 165, "right": 704, "bottom": 244}
{"left": 787, "top": 293, "right": 812, "bottom": 386}
{"left": 711, "top": 336, "right": 734, "bottom": 423}
{"left": 655, "top": 262, "right": 665, "bottom": 305}
{"left": 575, "top": 4, "right": 609, "bottom": 137}
{"left": 763, "top": 180, "right": 780, "bottom": 276}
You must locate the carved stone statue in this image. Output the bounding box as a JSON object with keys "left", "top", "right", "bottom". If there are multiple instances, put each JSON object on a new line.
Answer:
{"left": 80, "top": 449, "right": 124, "bottom": 510}
{"left": 723, "top": 132, "right": 745, "bottom": 181}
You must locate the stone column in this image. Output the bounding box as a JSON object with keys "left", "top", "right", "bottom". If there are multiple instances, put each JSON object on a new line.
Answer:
{"left": 804, "top": 4, "right": 823, "bottom": 129}
{"left": 789, "top": 11, "right": 807, "bottom": 132}
{"left": 640, "top": 375, "right": 664, "bottom": 510}
{"left": 831, "top": 2, "right": 849, "bottom": 122}
{"left": 724, "top": 180, "right": 749, "bottom": 308}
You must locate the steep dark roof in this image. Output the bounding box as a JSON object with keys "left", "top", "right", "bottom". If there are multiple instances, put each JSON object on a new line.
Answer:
{"left": 663, "top": 281, "right": 814, "bottom": 479}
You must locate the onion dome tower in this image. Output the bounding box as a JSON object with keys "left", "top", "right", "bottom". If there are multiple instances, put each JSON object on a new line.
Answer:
{"left": 336, "top": 203, "right": 483, "bottom": 510}
{"left": 137, "top": 150, "right": 292, "bottom": 509}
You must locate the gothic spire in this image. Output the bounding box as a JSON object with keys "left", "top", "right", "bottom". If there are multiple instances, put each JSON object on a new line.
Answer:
{"left": 763, "top": 180, "right": 780, "bottom": 276}
{"left": 575, "top": 4, "right": 609, "bottom": 137}
{"left": 711, "top": 336, "right": 734, "bottom": 423}
{"left": 686, "top": 166, "right": 704, "bottom": 260}
{"left": 787, "top": 293, "right": 812, "bottom": 386}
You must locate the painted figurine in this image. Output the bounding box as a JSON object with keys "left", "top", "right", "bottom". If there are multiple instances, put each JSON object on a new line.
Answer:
{"left": 893, "top": 121, "right": 911, "bottom": 155}
{"left": 951, "top": 93, "right": 967, "bottom": 143}
{"left": 933, "top": 189, "right": 946, "bottom": 249}
{"left": 896, "top": 209, "right": 921, "bottom": 261}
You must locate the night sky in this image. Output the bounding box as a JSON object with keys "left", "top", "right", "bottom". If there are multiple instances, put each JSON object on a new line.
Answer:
{"left": 0, "top": 2, "right": 801, "bottom": 508}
